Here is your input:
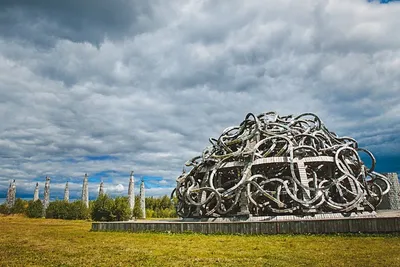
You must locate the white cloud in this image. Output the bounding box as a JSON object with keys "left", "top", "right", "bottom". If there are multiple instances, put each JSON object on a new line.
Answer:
{"left": 0, "top": 0, "right": 399, "bottom": 199}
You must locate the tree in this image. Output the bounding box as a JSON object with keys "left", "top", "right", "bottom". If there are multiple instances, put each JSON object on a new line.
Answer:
{"left": 68, "top": 200, "right": 90, "bottom": 220}
{"left": 44, "top": 200, "right": 89, "bottom": 220}
{"left": 140, "top": 195, "right": 178, "bottom": 218}
{"left": 145, "top": 209, "right": 154, "bottom": 218}
{"left": 91, "top": 194, "right": 115, "bottom": 221}
{"left": 0, "top": 203, "right": 9, "bottom": 215}
{"left": 10, "top": 198, "right": 28, "bottom": 214}
{"left": 132, "top": 196, "right": 143, "bottom": 219}
{"left": 114, "top": 196, "right": 131, "bottom": 221}
{"left": 45, "top": 200, "right": 69, "bottom": 219}
{"left": 89, "top": 200, "right": 95, "bottom": 215}
{"left": 26, "top": 200, "right": 43, "bottom": 218}
{"left": 160, "top": 195, "right": 172, "bottom": 209}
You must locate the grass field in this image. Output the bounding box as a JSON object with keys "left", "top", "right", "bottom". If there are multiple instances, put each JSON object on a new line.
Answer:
{"left": 1, "top": 216, "right": 400, "bottom": 266}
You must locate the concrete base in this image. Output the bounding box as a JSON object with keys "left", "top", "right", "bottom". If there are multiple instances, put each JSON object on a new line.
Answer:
{"left": 91, "top": 210, "right": 400, "bottom": 235}
{"left": 379, "top": 173, "right": 400, "bottom": 209}
{"left": 182, "top": 211, "right": 377, "bottom": 222}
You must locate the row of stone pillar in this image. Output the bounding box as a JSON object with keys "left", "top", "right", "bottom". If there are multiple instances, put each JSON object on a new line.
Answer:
{"left": 25, "top": 171, "right": 147, "bottom": 218}
{"left": 7, "top": 176, "right": 50, "bottom": 212}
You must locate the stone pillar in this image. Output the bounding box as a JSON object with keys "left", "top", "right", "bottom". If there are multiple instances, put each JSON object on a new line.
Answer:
{"left": 98, "top": 181, "right": 104, "bottom": 197}
{"left": 33, "top": 183, "right": 39, "bottom": 201}
{"left": 140, "top": 180, "right": 146, "bottom": 219}
{"left": 128, "top": 171, "right": 135, "bottom": 214}
{"left": 43, "top": 176, "right": 50, "bottom": 214}
{"left": 64, "top": 182, "right": 69, "bottom": 202}
{"left": 11, "top": 180, "right": 16, "bottom": 207}
{"left": 6, "top": 181, "right": 15, "bottom": 208}
{"left": 81, "top": 173, "right": 89, "bottom": 208}
{"left": 379, "top": 173, "right": 400, "bottom": 210}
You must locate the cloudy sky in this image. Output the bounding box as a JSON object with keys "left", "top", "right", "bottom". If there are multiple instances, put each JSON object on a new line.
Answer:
{"left": 0, "top": 0, "right": 399, "bottom": 201}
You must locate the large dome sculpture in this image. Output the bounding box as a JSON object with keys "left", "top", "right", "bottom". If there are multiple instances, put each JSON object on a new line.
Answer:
{"left": 173, "top": 112, "right": 390, "bottom": 218}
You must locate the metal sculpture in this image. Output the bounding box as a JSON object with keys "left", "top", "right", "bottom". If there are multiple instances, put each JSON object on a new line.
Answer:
{"left": 173, "top": 112, "right": 390, "bottom": 218}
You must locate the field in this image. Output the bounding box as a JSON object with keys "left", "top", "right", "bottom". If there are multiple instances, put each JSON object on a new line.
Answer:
{"left": 1, "top": 216, "right": 400, "bottom": 266}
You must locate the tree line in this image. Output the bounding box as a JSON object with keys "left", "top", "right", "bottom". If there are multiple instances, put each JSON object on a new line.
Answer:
{"left": 0, "top": 194, "right": 178, "bottom": 221}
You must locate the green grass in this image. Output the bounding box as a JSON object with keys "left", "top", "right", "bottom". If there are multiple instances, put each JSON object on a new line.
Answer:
{"left": 1, "top": 215, "right": 400, "bottom": 266}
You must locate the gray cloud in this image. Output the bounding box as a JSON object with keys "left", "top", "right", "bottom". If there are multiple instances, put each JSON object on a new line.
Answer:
{"left": 0, "top": 0, "right": 399, "bottom": 200}
{"left": 0, "top": 0, "right": 159, "bottom": 47}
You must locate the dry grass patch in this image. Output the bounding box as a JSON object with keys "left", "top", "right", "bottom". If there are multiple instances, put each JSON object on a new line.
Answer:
{"left": 1, "top": 215, "right": 400, "bottom": 266}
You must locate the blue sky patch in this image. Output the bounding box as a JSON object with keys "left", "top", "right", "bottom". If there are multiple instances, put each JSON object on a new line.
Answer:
{"left": 84, "top": 155, "right": 119, "bottom": 161}
{"left": 368, "top": 0, "right": 400, "bottom": 3}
